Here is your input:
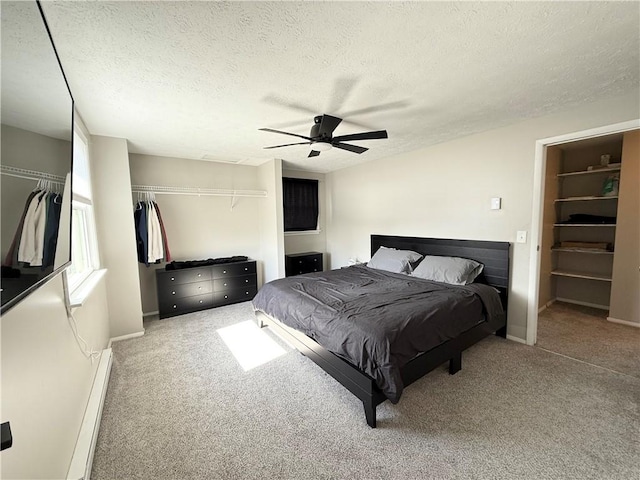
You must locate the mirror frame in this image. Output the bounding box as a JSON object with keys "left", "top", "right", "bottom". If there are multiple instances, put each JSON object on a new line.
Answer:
{"left": 1, "top": 0, "right": 74, "bottom": 315}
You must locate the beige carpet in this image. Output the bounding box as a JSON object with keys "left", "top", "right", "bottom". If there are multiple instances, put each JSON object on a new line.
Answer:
{"left": 537, "top": 302, "right": 640, "bottom": 378}
{"left": 90, "top": 302, "right": 640, "bottom": 480}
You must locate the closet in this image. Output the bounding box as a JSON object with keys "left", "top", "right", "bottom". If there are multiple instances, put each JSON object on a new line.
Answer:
{"left": 539, "top": 130, "right": 638, "bottom": 315}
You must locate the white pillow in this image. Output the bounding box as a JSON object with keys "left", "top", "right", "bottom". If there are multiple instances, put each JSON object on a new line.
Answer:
{"left": 411, "top": 255, "right": 483, "bottom": 285}
{"left": 367, "top": 246, "right": 423, "bottom": 274}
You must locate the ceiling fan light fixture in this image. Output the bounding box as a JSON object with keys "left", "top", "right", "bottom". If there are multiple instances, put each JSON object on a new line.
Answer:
{"left": 313, "top": 142, "right": 332, "bottom": 152}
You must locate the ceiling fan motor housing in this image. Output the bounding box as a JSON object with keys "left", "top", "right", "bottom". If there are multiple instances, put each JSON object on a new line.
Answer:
{"left": 260, "top": 113, "right": 386, "bottom": 157}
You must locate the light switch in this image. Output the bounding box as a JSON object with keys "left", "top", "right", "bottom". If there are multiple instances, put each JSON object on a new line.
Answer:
{"left": 491, "top": 197, "right": 502, "bottom": 210}
{"left": 516, "top": 231, "right": 527, "bottom": 243}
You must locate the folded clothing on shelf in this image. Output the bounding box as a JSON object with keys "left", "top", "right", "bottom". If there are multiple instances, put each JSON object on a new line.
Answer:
{"left": 558, "top": 241, "right": 612, "bottom": 251}
{"left": 559, "top": 214, "right": 616, "bottom": 224}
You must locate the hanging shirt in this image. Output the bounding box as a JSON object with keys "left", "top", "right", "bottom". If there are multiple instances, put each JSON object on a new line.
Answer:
{"left": 147, "top": 201, "right": 164, "bottom": 263}
{"left": 42, "top": 193, "right": 62, "bottom": 268}
{"left": 30, "top": 191, "right": 50, "bottom": 267}
{"left": 18, "top": 190, "right": 47, "bottom": 265}
{"left": 4, "top": 190, "right": 40, "bottom": 266}
{"left": 153, "top": 202, "right": 171, "bottom": 263}
{"left": 134, "top": 202, "right": 149, "bottom": 265}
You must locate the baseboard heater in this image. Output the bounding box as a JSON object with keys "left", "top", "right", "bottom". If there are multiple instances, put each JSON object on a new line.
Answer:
{"left": 67, "top": 348, "right": 113, "bottom": 480}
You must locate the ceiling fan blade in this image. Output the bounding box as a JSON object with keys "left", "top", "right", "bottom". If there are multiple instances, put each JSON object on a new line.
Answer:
{"left": 264, "top": 142, "right": 312, "bottom": 149}
{"left": 326, "top": 76, "right": 359, "bottom": 113}
{"left": 262, "top": 94, "right": 318, "bottom": 116}
{"left": 259, "top": 128, "right": 313, "bottom": 142}
{"left": 333, "top": 130, "right": 388, "bottom": 142}
{"left": 308, "top": 150, "right": 321, "bottom": 158}
{"left": 332, "top": 142, "right": 368, "bottom": 154}
{"left": 340, "top": 100, "right": 409, "bottom": 118}
{"left": 318, "top": 114, "right": 342, "bottom": 136}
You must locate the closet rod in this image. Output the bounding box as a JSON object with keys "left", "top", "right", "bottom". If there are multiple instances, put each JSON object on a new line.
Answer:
{"left": 131, "top": 184, "right": 267, "bottom": 198}
{"left": 1, "top": 165, "right": 66, "bottom": 183}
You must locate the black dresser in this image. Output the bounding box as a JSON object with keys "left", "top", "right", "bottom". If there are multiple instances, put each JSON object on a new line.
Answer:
{"left": 285, "top": 252, "right": 323, "bottom": 277}
{"left": 156, "top": 260, "right": 257, "bottom": 319}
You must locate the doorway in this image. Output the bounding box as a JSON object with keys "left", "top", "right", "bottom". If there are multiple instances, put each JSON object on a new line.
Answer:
{"left": 527, "top": 120, "right": 639, "bottom": 349}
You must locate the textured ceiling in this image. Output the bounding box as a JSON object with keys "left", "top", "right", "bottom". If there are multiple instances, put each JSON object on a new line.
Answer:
{"left": 34, "top": 1, "right": 640, "bottom": 172}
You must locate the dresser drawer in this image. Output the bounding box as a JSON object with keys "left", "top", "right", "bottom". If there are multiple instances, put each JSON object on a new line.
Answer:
{"left": 160, "top": 280, "right": 213, "bottom": 300}
{"left": 214, "top": 286, "right": 258, "bottom": 305}
{"left": 210, "top": 261, "right": 256, "bottom": 279}
{"left": 213, "top": 274, "right": 257, "bottom": 292}
{"left": 157, "top": 268, "right": 212, "bottom": 289}
{"left": 160, "top": 293, "right": 214, "bottom": 316}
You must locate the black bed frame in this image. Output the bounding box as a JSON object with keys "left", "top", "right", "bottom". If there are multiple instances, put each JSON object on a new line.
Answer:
{"left": 256, "top": 235, "right": 510, "bottom": 428}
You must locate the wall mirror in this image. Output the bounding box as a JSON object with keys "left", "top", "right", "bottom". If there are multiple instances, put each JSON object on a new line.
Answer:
{"left": 1, "top": 1, "right": 74, "bottom": 314}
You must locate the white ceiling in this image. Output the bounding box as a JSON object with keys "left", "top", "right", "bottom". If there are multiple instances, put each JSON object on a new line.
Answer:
{"left": 38, "top": 1, "right": 639, "bottom": 173}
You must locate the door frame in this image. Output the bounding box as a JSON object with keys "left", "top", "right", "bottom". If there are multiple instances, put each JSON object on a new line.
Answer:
{"left": 526, "top": 119, "right": 640, "bottom": 346}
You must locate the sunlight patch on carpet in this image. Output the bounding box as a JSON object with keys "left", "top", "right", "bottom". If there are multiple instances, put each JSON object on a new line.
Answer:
{"left": 217, "top": 320, "right": 287, "bottom": 371}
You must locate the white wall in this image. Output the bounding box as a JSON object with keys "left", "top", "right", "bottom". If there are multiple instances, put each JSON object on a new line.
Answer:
{"left": 0, "top": 275, "right": 110, "bottom": 479}
{"left": 0, "top": 123, "right": 112, "bottom": 479}
{"left": 258, "top": 159, "right": 285, "bottom": 283}
{"left": 610, "top": 129, "right": 640, "bottom": 324}
{"left": 90, "top": 136, "right": 143, "bottom": 336}
{"left": 326, "top": 92, "right": 640, "bottom": 341}
{"left": 283, "top": 169, "right": 328, "bottom": 269}
{"left": 128, "top": 154, "right": 266, "bottom": 314}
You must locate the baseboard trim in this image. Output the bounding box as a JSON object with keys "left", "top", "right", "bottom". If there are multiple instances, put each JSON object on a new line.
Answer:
{"left": 506, "top": 334, "right": 527, "bottom": 344}
{"left": 107, "top": 330, "right": 144, "bottom": 348}
{"left": 143, "top": 310, "right": 159, "bottom": 318}
{"left": 607, "top": 316, "right": 640, "bottom": 328}
{"left": 67, "top": 348, "right": 113, "bottom": 480}
{"left": 556, "top": 297, "right": 609, "bottom": 311}
{"left": 538, "top": 299, "right": 556, "bottom": 313}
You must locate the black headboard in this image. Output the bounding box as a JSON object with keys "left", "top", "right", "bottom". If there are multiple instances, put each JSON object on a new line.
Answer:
{"left": 371, "top": 235, "right": 511, "bottom": 306}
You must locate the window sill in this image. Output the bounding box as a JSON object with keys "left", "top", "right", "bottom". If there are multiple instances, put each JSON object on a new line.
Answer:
{"left": 284, "top": 230, "right": 321, "bottom": 236}
{"left": 69, "top": 269, "right": 107, "bottom": 308}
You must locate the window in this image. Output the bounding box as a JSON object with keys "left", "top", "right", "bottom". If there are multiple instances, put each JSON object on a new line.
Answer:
{"left": 282, "top": 177, "right": 319, "bottom": 232}
{"left": 65, "top": 127, "right": 99, "bottom": 292}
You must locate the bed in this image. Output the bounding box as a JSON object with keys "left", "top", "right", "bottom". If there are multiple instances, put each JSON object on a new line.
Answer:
{"left": 253, "top": 235, "right": 510, "bottom": 427}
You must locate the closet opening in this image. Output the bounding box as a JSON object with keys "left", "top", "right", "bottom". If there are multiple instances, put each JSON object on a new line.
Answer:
{"left": 527, "top": 121, "right": 639, "bottom": 376}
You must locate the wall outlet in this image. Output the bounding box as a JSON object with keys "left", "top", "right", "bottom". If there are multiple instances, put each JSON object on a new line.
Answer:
{"left": 491, "top": 197, "right": 502, "bottom": 210}
{"left": 516, "top": 231, "right": 527, "bottom": 243}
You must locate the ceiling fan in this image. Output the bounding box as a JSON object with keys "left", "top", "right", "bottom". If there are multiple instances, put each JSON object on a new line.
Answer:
{"left": 259, "top": 114, "right": 388, "bottom": 158}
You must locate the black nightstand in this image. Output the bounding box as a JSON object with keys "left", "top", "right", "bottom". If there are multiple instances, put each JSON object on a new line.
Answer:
{"left": 285, "top": 252, "right": 323, "bottom": 277}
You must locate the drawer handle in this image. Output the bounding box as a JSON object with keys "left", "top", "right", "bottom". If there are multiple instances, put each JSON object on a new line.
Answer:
{"left": 199, "top": 300, "right": 203, "bottom": 304}
{"left": 299, "top": 260, "right": 302, "bottom": 264}
{"left": 197, "top": 273, "right": 202, "bottom": 277}
{"left": 223, "top": 270, "right": 227, "bottom": 274}
{"left": 172, "top": 305, "right": 177, "bottom": 309}
{"left": 172, "top": 291, "right": 176, "bottom": 295}
{"left": 224, "top": 295, "right": 228, "bottom": 299}
{"left": 314, "top": 259, "right": 317, "bottom": 262}
{"left": 245, "top": 279, "right": 249, "bottom": 283}
{"left": 244, "top": 267, "right": 248, "bottom": 271}
{"left": 171, "top": 277, "right": 175, "bottom": 281}
{"left": 223, "top": 283, "right": 227, "bottom": 287}
{"left": 198, "top": 286, "right": 202, "bottom": 290}
{"left": 245, "top": 291, "right": 249, "bottom": 295}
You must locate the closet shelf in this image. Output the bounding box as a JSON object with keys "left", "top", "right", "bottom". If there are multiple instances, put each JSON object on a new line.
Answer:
{"left": 551, "top": 247, "right": 614, "bottom": 255}
{"left": 555, "top": 195, "right": 618, "bottom": 202}
{"left": 557, "top": 166, "right": 621, "bottom": 177}
{"left": 0, "top": 164, "right": 66, "bottom": 183}
{"left": 553, "top": 223, "right": 616, "bottom": 227}
{"left": 551, "top": 270, "right": 612, "bottom": 282}
{"left": 131, "top": 184, "right": 267, "bottom": 198}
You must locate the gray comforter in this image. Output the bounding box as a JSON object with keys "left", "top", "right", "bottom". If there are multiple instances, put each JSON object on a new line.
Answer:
{"left": 252, "top": 265, "right": 505, "bottom": 403}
